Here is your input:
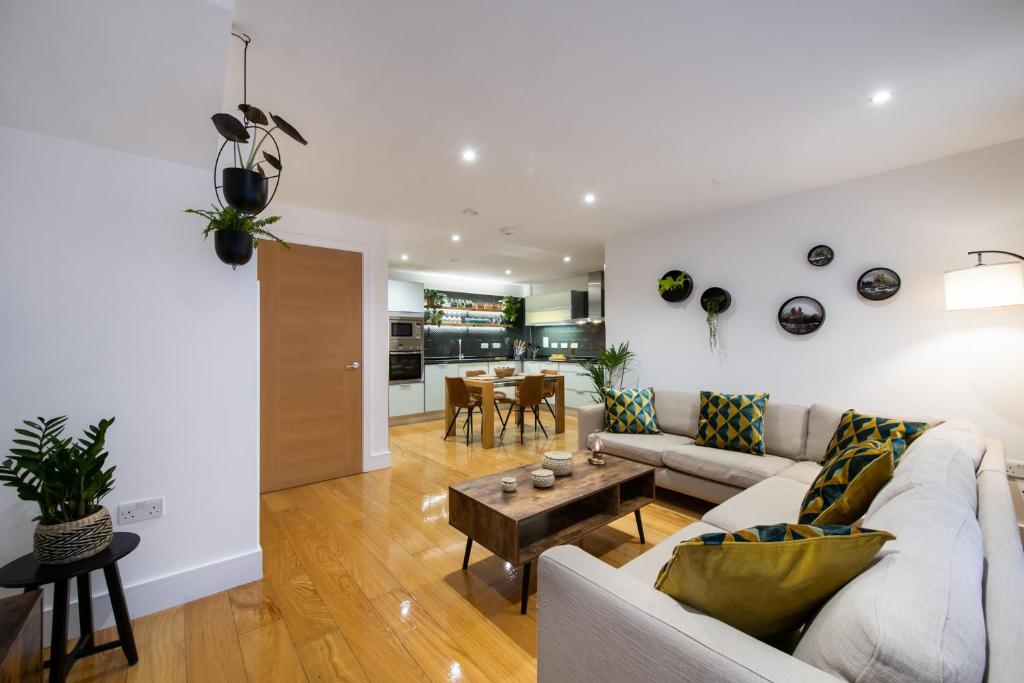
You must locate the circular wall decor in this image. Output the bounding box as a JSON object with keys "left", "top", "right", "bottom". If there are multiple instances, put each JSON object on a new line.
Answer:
{"left": 807, "top": 245, "right": 834, "bottom": 267}
{"left": 778, "top": 296, "right": 825, "bottom": 335}
{"left": 857, "top": 267, "right": 901, "bottom": 301}
{"left": 700, "top": 287, "right": 731, "bottom": 314}
{"left": 658, "top": 270, "right": 693, "bottom": 302}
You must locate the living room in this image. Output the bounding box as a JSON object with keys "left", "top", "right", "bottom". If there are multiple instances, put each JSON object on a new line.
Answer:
{"left": 1, "top": 1, "right": 1022, "bottom": 682}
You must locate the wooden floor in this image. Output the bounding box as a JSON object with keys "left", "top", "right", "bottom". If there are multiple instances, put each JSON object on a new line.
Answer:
{"left": 62, "top": 414, "right": 709, "bottom": 682}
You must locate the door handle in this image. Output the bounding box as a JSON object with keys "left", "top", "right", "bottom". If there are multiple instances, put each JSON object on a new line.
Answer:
{"left": 345, "top": 362, "right": 360, "bottom": 369}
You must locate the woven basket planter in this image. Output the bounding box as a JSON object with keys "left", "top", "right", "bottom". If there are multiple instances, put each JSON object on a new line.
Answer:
{"left": 33, "top": 506, "right": 113, "bottom": 565}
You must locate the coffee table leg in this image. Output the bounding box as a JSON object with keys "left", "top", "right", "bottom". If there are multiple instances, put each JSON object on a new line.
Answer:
{"left": 462, "top": 538, "right": 473, "bottom": 570}
{"left": 49, "top": 578, "right": 70, "bottom": 683}
{"left": 635, "top": 509, "right": 646, "bottom": 544}
{"left": 520, "top": 561, "right": 531, "bottom": 615}
{"left": 103, "top": 563, "right": 139, "bottom": 665}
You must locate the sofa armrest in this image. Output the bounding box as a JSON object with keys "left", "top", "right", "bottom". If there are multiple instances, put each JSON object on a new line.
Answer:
{"left": 577, "top": 402, "right": 604, "bottom": 452}
{"left": 538, "top": 546, "right": 838, "bottom": 683}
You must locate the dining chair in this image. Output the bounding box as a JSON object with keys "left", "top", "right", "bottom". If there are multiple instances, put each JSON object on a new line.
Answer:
{"left": 444, "top": 376, "right": 480, "bottom": 445}
{"left": 497, "top": 374, "right": 548, "bottom": 444}
{"left": 539, "top": 368, "right": 559, "bottom": 421}
{"left": 465, "top": 369, "right": 509, "bottom": 432}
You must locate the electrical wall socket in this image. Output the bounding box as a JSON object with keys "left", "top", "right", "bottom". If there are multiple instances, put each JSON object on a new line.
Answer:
{"left": 1007, "top": 460, "right": 1024, "bottom": 479}
{"left": 118, "top": 497, "right": 164, "bottom": 525}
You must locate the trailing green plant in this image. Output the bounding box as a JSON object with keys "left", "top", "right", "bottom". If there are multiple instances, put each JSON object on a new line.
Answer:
{"left": 211, "top": 105, "right": 308, "bottom": 176}
{"left": 658, "top": 272, "right": 691, "bottom": 294}
{"left": 184, "top": 205, "right": 288, "bottom": 247}
{"left": 706, "top": 299, "right": 721, "bottom": 351}
{"left": 499, "top": 296, "right": 523, "bottom": 325}
{"left": 423, "top": 289, "right": 447, "bottom": 308}
{"left": 423, "top": 308, "right": 443, "bottom": 325}
{"left": 579, "top": 342, "right": 638, "bottom": 402}
{"left": 0, "top": 417, "right": 117, "bottom": 525}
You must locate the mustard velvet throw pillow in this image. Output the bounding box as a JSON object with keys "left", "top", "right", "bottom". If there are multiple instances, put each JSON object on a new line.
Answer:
{"left": 822, "top": 409, "right": 929, "bottom": 466}
{"left": 654, "top": 523, "right": 895, "bottom": 641}
{"left": 694, "top": 391, "right": 770, "bottom": 455}
{"left": 800, "top": 440, "right": 895, "bottom": 525}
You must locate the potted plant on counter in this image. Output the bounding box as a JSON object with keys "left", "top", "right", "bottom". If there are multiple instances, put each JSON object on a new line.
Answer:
{"left": 185, "top": 204, "right": 288, "bottom": 268}
{"left": 0, "top": 416, "right": 118, "bottom": 564}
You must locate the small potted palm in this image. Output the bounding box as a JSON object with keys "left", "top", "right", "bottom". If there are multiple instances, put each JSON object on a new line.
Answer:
{"left": 0, "top": 416, "right": 117, "bottom": 564}
{"left": 185, "top": 205, "right": 288, "bottom": 268}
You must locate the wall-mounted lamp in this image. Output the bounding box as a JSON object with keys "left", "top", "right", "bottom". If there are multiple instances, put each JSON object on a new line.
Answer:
{"left": 944, "top": 250, "right": 1024, "bottom": 311}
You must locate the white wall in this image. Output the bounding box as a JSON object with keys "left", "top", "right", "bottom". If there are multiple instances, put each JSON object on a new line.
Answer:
{"left": 606, "top": 139, "right": 1024, "bottom": 456}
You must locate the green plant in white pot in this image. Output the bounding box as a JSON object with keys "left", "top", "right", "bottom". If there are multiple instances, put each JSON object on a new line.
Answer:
{"left": 0, "top": 416, "right": 117, "bottom": 564}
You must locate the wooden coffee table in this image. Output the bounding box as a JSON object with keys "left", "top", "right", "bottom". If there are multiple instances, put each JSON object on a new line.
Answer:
{"left": 448, "top": 452, "right": 655, "bottom": 614}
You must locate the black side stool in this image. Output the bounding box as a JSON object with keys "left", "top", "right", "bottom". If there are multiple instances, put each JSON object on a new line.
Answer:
{"left": 0, "top": 532, "right": 140, "bottom": 682}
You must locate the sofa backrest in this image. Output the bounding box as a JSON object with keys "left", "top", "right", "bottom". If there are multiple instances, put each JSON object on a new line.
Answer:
{"left": 652, "top": 390, "right": 700, "bottom": 437}
{"left": 804, "top": 403, "right": 945, "bottom": 462}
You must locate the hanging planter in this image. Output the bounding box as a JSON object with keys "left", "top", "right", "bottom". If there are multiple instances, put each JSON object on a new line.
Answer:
{"left": 222, "top": 167, "right": 269, "bottom": 214}
{"left": 185, "top": 205, "right": 288, "bottom": 269}
{"left": 700, "top": 287, "right": 731, "bottom": 351}
{"left": 658, "top": 270, "right": 693, "bottom": 302}
{"left": 214, "top": 229, "right": 255, "bottom": 267}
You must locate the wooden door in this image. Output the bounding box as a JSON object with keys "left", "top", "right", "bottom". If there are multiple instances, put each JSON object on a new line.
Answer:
{"left": 259, "top": 241, "right": 363, "bottom": 492}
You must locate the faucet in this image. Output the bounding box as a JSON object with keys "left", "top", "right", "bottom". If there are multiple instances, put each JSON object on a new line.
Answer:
{"left": 458, "top": 338, "right": 463, "bottom": 360}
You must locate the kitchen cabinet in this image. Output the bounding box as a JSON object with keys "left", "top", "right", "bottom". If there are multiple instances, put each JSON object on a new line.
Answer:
{"left": 424, "top": 364, "right": 457, "bottom": 412}
{"left": 388, "top": 279, "right": 425, "bottom": 314}
{"left": 459, "top": 361, "right": 490, "bottom": 376}
{"left": 389, "top": 382, "right": 424, "bottom": 417}
{"left": 523, "top": 361, "right": 542, "bottom": 374}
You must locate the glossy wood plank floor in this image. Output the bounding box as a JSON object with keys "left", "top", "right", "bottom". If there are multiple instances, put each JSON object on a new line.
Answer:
{"left": 61, "top": 413, "right": 709, "bottom": 682}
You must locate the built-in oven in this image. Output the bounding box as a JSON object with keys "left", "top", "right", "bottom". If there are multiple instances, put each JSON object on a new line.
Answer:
{"left": 389, "top": 351, "right": 423, "bottom": 384}
{"left": 389, "top": 316, "right": 422, "bottom": 352}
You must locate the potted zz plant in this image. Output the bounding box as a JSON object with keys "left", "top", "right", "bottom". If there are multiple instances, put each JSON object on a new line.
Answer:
{"left": 0, "top": 416, "right": 117, "bottom": 565}
{"left": 212, "top": 105, "right": 308, "bottom": 214}
{"left": 185, "top": 205, "right": 288, "bottom": 268}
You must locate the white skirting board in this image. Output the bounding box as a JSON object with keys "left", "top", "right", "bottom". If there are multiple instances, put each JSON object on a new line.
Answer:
{"left": 37, "top": 547, "right": 263, "bottom": 647}
{"left": 366, "top": 449, "right": 392, "bottom": 471}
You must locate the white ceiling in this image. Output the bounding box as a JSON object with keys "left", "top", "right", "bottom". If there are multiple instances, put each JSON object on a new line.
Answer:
{"left": 227, "top": 0, "right": 1024, "bottom": 283}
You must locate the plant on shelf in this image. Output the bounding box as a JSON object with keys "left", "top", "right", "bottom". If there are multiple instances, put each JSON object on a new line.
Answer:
{"left": 424, "top": 289, "right": 448, "bottom": 309}
{"left": 424, "top": 308, "right": 443, "bottom": 325}
{"left": 578, "top": 342, "right": 638, "bottom": 402}
{"left": 0, "top": 416, "right": 118, "bottom": 564}
{"left": 657, "top": 272, "right": 691, "bottom": 295}
{"left": 185, "top": 205, "right": 287, "bottom": 269}
{"left": 499, "top": 296, "right": 524, "bottom": 325}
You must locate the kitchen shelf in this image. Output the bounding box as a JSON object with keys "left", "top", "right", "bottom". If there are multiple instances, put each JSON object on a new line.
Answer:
{"left": 436, "top": 306, "right": 503, "bottom": 313}
{"left": 426, "top": 322, "right": 513, "bottom": 329}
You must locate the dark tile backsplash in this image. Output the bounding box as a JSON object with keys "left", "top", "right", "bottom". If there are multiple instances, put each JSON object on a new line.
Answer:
{"left": 424, "top": 323, "right": 605, "bottom": 359}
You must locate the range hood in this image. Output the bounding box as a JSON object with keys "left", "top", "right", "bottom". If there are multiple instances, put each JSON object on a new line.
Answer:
{"left": 525, "top": 271, "right": 604, "bottom": 325}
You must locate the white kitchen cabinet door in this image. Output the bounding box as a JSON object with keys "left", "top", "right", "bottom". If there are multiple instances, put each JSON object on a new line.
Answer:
{"left": 387, "top": 279, "right": 425, "bottom": 314}
{"left": 459, "top": 362, "right": 490, "bottom": 376}
{"left": 389, "top": 382, "right": 424, "bottom": 416}
{"left": 424, "top": 364, "right": 457, "bottom": 412}
{"left": 523, "top": 361, "right": 542, "bottom": 374}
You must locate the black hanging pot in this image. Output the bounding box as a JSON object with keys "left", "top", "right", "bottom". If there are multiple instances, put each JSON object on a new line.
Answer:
{"left": 214, "top": 229, "right": 254, "bottom": 267}
{"left": 222, "top": 167, "right": 268, "bottom": 213}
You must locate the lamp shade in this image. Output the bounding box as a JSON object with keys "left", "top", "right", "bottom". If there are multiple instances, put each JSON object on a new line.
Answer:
{"left": 944, "top": 261, "right": 1024, "bottom": 311}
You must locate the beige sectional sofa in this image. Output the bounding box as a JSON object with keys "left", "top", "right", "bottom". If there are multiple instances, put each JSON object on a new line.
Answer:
{"left": 537, "top": 393, "right": 1024, "bottom": 681}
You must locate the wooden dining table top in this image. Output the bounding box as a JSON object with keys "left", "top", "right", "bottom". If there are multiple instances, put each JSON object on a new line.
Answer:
{"left": 464, "top": 374, "right": 558, "bottom": 384}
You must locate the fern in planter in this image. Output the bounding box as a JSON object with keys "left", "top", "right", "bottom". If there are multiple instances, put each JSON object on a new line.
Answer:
{"left": 0, "top": 416, "right": 116, "bottom": 524}
{"left": 658, "top": 272, "right": 690, "bottom": 294}
{"left": 185, "top": 205, "right": 288, "bottom": 246}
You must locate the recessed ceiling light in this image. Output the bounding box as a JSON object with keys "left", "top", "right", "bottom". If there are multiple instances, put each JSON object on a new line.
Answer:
{"left": 451, "top": 234, "right": 461, "bottom": 242}
{"left": 461, "top": 148, "right": 478, "bottom": 163}
{"left": 582, "top": 192, "right": 597, "bottom": 205}
{"left": 563, "top": 256, "right": 571, "bottom": 263}
{"left": 400, "top": 254, "right": 409, "bottom": 261}
{"left": 505, "top": 269, "right": 512, "bottom": 275}
{"left": 870, "top": 90, "right": 892, "bottom": 105}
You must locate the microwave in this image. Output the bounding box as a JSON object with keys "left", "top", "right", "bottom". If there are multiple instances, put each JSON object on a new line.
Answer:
{"left": 389, "top": 316, "right": 423, "bottom": 352}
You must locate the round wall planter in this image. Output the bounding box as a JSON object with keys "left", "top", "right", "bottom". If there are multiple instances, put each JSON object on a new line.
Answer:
{"left": 700, "top": 287, "right": 731, "bottom": 314}
{"left": 659, "top": 270, "right": 693, "bottom": 302}
{"left": 857, "top": 267, "right": 901, "bottom": 301}
{"left": 214, "top": 229, "right": 254, "bottom": 267}
{"left": 778, "top": 296, "right": 825, "bottom": 335}
{"left": 33, "top": 506, "right": 113, "bottom": 565}
{"left": 807, "top": 245, "right": 834, "bottom": 267}
{"left": 222, "top": 167, "right": 269, "bottom": 213}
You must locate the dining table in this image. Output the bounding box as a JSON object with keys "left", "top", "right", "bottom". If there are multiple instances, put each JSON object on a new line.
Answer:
{"left": 444, "top": 374, "right": 565, "bottom": 448}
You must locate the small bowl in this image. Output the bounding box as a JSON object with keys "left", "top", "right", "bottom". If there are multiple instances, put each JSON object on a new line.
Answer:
{"left": 531, "top": 469, "right": 555, "bottom": 489}
{"left": 501, "top": 476, "right": 517, "bottom": 492}
{"left": 495, "top": 367, "right": 515, "bottom": 378}
{"left": 542, "top": 451, "right": 574, "bottom": 476}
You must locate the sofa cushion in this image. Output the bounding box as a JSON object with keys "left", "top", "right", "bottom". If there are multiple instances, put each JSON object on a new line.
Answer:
{"left": 663, "top": 444, "right": 791, "bottom": 489}
{"left": 761, "top": 401, "right": 809, "bottom": 460}
{"left": 805, "top": 403, "right": 944, "bottom": 462}
{"left": 794, "top": 486, "right": 987, "bottom": 682}
{"left": 651, "top": 390, "right": 700, "bottom": 437}
{"left": 822, "top": 409, "right": 929, "bottom": 465}
{"left": 620, "top": 521, "right": 724, "bottom": 584}
{"left": 695, "top": 391, "right": 770, "bottom": 455}
{"left": 799, "top": 440, "right": 894, "bottom": 525}
{"left": 777, "top": 461, "right": 822, "bottom": 485}
{"left": 604, "top": 387, "right": 661, "bottom": 434}
{"left": 654, "top": 523, "right": 895, "bottom": 641}
{"left": 701, "top": 476, "right": 807, "bottom": 530}
{"left": 867, "top": 420, "right": 984, "bottom": 515}
{"left": 600, "top": 432, "right": 695, "bottom": 467}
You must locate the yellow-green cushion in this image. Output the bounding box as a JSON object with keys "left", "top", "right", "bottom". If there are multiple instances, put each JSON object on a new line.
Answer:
{"left": 822, "top": 409, "right": 929, "bottom": 465}
{"left": 654, "top": 523, "right": 895, "bottom": 641}
{"left": 694, "top": 391, "right": 769, "bottom": 455}
{"left": 800, "top": 440, "right": 894, "bottom": 525}
{"left": 604, "top": 387, "right": 660, "bottom": 434}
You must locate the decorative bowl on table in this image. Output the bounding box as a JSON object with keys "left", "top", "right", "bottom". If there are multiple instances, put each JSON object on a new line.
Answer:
{"left": 541, "top": 451, "right": 574, "bottom": 476}
{"left": 494, "top": 367, "right": 515, "bottom": 378}
{"left": 501, "top": 476, "right": 517, "bottom": 492}
{"left": 531, "top": 469, "right": 555, "bottom": 488}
